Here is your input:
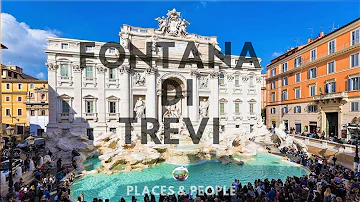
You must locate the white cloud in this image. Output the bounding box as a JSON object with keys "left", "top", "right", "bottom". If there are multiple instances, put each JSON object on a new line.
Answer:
{"left": 36, "top": 72, "right": 45, "bottom": 79}
{"left": 1, "top": 13, "right": 60, "bottom": 78}
{"left": 272, "top": 52, "right": 283, "bottom": 58}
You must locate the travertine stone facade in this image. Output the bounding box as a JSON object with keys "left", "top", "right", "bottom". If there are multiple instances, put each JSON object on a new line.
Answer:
{"left": 44, "top": 9, "right": 263, "bottom": 136}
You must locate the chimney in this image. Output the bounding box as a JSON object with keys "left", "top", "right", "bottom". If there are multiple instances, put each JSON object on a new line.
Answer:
{"left": 319, "top": 31, "right": 325, "bottom": 37}
{"left": 307, "top": 38, "right": 311, "bottom": 44}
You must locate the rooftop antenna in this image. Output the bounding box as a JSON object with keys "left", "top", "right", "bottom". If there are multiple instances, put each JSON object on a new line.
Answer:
{"left": 308, "top": 26, "right": 314, "bottom": 38}
{"left": 320, "top": 24, "right": 325, "bottom": 33}
{"left": 329, "top": 22, "right": 337, "bottom": 32}
{"left": 294, "top": 37, "right": 301, "bottom": 47}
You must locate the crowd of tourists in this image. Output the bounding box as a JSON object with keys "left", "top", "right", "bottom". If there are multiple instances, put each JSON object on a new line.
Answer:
{"left": 75, "top": 149, "right": 360, "bottom": 202}
{"left": 6, "top": 150, "right": 78, "bottom": 202}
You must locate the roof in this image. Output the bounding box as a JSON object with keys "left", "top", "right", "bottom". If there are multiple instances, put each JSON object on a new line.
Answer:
{"left": 268, "top": 17, "right": 360, "bottom": 67}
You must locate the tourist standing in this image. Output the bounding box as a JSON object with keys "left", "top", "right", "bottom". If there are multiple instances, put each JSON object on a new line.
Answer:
{"left": 332, "top": 155, "right": 337, "bottom": 166}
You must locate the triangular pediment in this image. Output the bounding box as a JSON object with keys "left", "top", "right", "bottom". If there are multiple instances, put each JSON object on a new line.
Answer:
{"left": 83, "top": 94, "right": 97, "bottom": 99}
{"left": 58, "top": 94, "right": 73, "bottom": 99}
{"left": 219, "top": 98, "right": 228, "bottom": 102}
{"left": 248, "top": 99, "right": 257, "bottom": 103}
{"left": 107, "top": 95, "right": 120, "bottom": 100}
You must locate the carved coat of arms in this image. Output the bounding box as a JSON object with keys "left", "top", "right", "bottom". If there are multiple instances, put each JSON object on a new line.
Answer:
{"left": 155, "top": 8, "right": 190, "bottom": 37}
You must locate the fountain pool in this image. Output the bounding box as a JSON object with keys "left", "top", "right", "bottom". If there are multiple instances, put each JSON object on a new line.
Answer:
{"left": 71, "top": 153, "right": 308, "bottom": 201}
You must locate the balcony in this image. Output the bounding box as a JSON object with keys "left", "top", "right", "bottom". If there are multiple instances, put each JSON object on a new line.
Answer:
{"left": 106, "top": 78, "right": 119, "bottom": 88}
{"left": 57, "top": 113, "right": 74, "bottom": 122}
{"left": 57, "top": 76, "right": 73, "bottom": 86}
{"left": 83, "top": 77, "right": 97, "bottom": 87}
{"left": 83, "top": 112, "right": 98, "bottom": 121}
{"left": 313, "top": 92, "right": 348, "bottom": 101}
{"left": 106, "top": 113, "right": 120, "bottom": 121}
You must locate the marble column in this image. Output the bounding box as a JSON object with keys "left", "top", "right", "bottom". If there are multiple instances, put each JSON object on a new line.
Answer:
{"left": 190, "top": 68, "right": 199, "bottom": 122}
{"left": 120, "top": 64, "right": 131, "bottom": 119}
{"left": 95, "top": 65, "right": 107, "bottom": 133}
{"left": 146, "top": 66, "right": 157, "bottom": 119}
{"left": 157, "top": 91, "right": 162, "bottom": 122}
{"left": 71, "top": 64, "right": 84, "bottom": 132}
{"left": 227, "top": 73, "right": 234, "bottom": 121}
{"left": 211, "top": 70, "right": 220, "bottom": 119}
{"left": 45, "top": 62, "right": 58, "bottom": 131}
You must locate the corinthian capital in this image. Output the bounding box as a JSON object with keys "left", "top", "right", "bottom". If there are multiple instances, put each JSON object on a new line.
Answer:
{"left": 210, "top": 71, "right": 220, "bottom": 78}
{"left": 71, "top": 64, "right": 82, "bottom": 73}
{"left": 190, "top": 69, "right": 200, "bottom": 77}
{"left": 96, "top": 65, "right": 107, "bottom": 74}
{"left": 46, "top": 62, "right": 58, "bottom": 71}
{"left": 146, "top": 66, "right": 158, "bottom": 74}
{"left": 120, "top": 64, "right": 131, "bottom": 74}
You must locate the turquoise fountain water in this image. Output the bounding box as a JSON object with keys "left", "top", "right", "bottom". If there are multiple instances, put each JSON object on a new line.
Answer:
{"left": 71, "top": 153, "right": 308, "bottom": 201}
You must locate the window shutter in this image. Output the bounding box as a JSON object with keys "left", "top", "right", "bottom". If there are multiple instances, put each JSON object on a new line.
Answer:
{"left": 348, "top": 79, "right": 351, "bottom": 91}
{"left": 308, "top": 70, "right": 310, "bottom": 79}
{"left": 334, "top": 82, "right": 336, "bottom": 92}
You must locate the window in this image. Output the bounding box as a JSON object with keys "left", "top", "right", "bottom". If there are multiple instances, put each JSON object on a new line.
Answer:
{"left": 294, "top": 56, "right": 302, "bottom": 68}
{"left": 62, "top": 100, "right": 70, "bottom": 113}
{"left": 351, "top": 102, "right": 359, "bottom": 111}
{"left": 234, "top": 75, "right": 240, "bottom": 87}
{"left": 327, "top": 61, "right": 335, "bottom": 74}
{"left": 109, "top": 48, "right": 116, "bottom": 53}
{"left": 249, "top": 76, "right": 254, "bottom": 86}
{"left": 220, "top": 103, "right": 225, "bottom": 114}
{"left": 61, "top": 43, "right": 69, "bottom": 49}
{"left": 282, "top": 107, "right": 288, "bottom": 114}
{"left": 270, "top": 108, "right": 276, "bottom": 114}
{"left": 294, "top": 106, "right": 301, "bottom": 113}
{"left": 271, "top": 81, "right": 276, "bottom": 89}
{"left": 348, "top": 76, "right": 360, "bottom": 91}
{"left": 109, "top": 68, "right": 116, "bottom": 79}
{"left": 250, "top": 125, "right": 254, "bottom": 133}
{"left": 17, "top": 96, "right": 22, "bottom": 102}
{"left": 41, "top": 94, "right": 46, "bottom": 100}
{"left": 110, "top": 128, "right": 116, "bottom": 133}
{"left": 309, "top": 85, "right": 316, "bottom": 96}
{"left": 85, "top": 66, "right": 93, "bottom": 79}
{"left": 271, "top": 92, "right": 276, "bottom": 102}
{"left": 41, "top": 110, "right": 46, "bottom": 116}
{"left": 17, "top": 109, "right": 22, "bottom": 116}
{"left": 282, "top": 90, "right": 288, "bottom": 101}
{"left": 249, "top": 103, "right": 254, "bottom": 115}
{"left": 326, "top": 81, "right": 336, "bottom": 93}
{"left": 234, "top": 102, "right": 240, "bottom": 114}
{"left": 5, "top": 109, "right": 11, "bottom": 116}
{"left": 86, "top": 46, "right": 94, "bottom": 52}
{"left": 351, "top": 28, "right": 360, "bottom": 45}
{"left": 271, "top": 68, "right": 276, "bottom": 77}
{"left": 109, "top": 101, "right": 116, "bottom": 113}
{"left": 86, "top": 101, "right": 94, "bottom": 113}
{"left": 295, "top": 88, "right": 301, "bottom": 99}
{"left": 328, "top": 40, "right": 335, "bottom": 54}
{"left": 60, "top": 64, "right": 69, "bottom": 77}
{"left": 30, "top": 93, "right": 34, "bottom": 98}
{"left": 351, "top": 53, "right": 359, "bottom": 68}
{"left": 310, "top": 49, "right": 316, "bottom": 62}
{"left": 219, "top": 74, "right": 225, "bottom": 85}
{"left": 282, "top": 77, "right": 288, "bottom": 86}
{"left": 6, "top": 83, "right": 10, "bottom": 89}
{"left": 308, "top": 67, "right": 317, "bottom": 79}
{"left": 282, "top": 62, "right": 288, "bottom": 73}
{"left": 18, "top": 84, "right": 22, "bottom": 89}
{"left": 5, "top": 96, "right": 10, "bottom": 102}
{"left": 29, "top": 83, "right": 34, "bottom": 89}
{"left": 30, "top": 110, "right": 35, "bottom": 116}
{"left": 295, "top": 73, "right": 301, "bottom": 83}
{"left": 308, "top": 105, "right": 318, "bottom": 113}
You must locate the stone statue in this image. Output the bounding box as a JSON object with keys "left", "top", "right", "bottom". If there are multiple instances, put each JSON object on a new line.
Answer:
{"left": 179, "top": 18, "right": 190, "bottom": 37}
{"left": 199, "top": 98, "right": 209, "bottom": 118}
{"left": 155, "top": 16, "right": 167, "bottom": 33}
{"left": 134, "top": 71, "right": 146, "bottom": 86}
{"left": 120, "top": 33, "right": 129, "bottom": 50}
{"left": 163, "top": 101, "right": 181, "bottom": 119}
{"left": 134, "top": 97, "right": 145, "bottom": 119}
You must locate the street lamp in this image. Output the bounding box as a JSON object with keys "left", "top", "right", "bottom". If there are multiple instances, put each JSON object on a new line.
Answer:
{"left": 5, "top": 126, "right": 15, "bottom": 199}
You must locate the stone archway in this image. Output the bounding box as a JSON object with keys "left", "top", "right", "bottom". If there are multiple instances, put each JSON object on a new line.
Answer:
{"left": 157, "top": 73, "right": 188, "bottom": 121}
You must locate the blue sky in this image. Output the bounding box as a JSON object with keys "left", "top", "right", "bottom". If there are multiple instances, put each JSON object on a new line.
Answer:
{"left": 1, "top": 1, "right": 359, "bottom": 79}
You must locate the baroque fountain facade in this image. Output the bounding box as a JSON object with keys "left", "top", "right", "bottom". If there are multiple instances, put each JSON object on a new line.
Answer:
{"left": 43, "top": 9, "right": 307, "bottom": 173}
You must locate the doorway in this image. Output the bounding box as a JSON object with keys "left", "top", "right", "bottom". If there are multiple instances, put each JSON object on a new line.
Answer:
{"left": 326, "top": 112, "right": 338, "bottom": 137}
{"left": 295, "top": 123, "right": 301, "bottom": 133}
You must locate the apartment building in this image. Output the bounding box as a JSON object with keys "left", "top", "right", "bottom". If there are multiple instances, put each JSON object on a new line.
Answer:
{"left": 1, "top": 65, "right": 48, "bottom": 136}
{"left": 266, "top": 18, "right": 360, "bottom": 140}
